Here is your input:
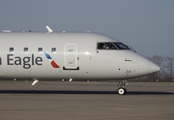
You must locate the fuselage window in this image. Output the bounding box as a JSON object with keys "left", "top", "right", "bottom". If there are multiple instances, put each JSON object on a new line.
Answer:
{"left": 38, "top": 47, "right": 43, "bottom": 53}
{"left": 9, "top": 47, "right": 14, "bottom": 53}
{"left": 24, "top": 47, "right": 28, "bottom": 53}
{"left": 51, "top": 48, "right": 56, "bottom": 53}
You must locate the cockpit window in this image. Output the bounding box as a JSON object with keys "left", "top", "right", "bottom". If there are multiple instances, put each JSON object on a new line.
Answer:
{"left": 97, "top": 42, "right": 131, "bottom": 50}
{"left": 97, "top": 42, "right": 117, "bottom": 50}
{"left": 113, "top": 42, "right": 130, "bottom": 50}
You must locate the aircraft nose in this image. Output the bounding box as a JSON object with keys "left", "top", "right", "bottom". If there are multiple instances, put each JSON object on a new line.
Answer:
{"left": 148, "top": 61, "right": 160, "bottom": 73}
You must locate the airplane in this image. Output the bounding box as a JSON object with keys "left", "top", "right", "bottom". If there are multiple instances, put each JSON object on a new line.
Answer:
{"left": 0, "top": 26, "right": 160, "bottom": 95}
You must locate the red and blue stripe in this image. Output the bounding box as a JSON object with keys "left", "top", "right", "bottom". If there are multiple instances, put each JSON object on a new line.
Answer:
{"left": 44, "top": 52, "right": 59, "bottom": 68}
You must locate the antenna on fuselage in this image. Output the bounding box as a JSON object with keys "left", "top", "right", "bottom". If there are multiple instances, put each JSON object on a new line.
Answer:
{"left": 46, "top": 26, "right": 53, "bottom": 33}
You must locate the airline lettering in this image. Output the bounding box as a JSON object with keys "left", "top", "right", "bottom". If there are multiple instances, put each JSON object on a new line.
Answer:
{"left": 7, "top": 54, "right": 43, "bottom": 69}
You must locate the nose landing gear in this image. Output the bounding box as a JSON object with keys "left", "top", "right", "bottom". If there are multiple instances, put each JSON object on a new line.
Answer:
{"left": 117, "top": 80, "right": 128, "bottom": 95}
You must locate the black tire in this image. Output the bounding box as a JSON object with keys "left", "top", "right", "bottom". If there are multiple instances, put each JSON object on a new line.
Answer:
{"left": 118, "top": 87, "right": 126, "bottom": 95}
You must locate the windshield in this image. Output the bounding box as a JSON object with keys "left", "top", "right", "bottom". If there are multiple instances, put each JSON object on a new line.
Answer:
{"left": 97, "top": 42, "right": 136, "bottom": 52}
{"left": 113, "top": 42, "right": 130, "bottom": 50}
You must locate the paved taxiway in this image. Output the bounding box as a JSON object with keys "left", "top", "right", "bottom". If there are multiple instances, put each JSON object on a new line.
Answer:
{"left": 0, "top": 81, "right": 173, "bottom": 120}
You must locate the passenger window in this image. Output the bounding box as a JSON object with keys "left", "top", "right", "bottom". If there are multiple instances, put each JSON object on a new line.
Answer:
{"left": 9, "top": 47, "right": 14, "bottom": 53}
{"left": 52, "top": 48, "right": 56, "bottom": 53}
{"left": 24, "top": 47, "right": 28, "bottom": 53}
{"left": 38, "top": 47, "right": 43, "bottom": 53}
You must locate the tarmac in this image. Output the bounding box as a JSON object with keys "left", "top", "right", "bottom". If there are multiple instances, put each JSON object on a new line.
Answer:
{"left": 0, "top": 81, "right": 173, "bottom": 120}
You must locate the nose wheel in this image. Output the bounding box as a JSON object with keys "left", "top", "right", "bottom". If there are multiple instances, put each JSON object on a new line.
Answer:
{"left": 118, "top": 87, "right": 127, "bottom": 95}
{"left": 117, "top": 80, "right": 128, "bottom": 95}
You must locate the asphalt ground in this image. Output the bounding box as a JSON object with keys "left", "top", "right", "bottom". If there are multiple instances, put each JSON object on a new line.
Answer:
{"left": 0, "top": 81, "right": 173, "bottom": 120}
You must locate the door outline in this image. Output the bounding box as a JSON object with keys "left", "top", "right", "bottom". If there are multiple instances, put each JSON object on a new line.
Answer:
{"left": 63, "top": 44, "right": 79, "bottom": 70}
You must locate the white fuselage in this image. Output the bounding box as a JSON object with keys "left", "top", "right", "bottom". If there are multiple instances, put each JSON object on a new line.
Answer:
{"left": 0, "top": 32, "right": 160, "bottom": 80}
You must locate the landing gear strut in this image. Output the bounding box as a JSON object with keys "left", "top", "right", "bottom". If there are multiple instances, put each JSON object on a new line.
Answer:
{"left": 117, "top": 80, "right": 128, "bottom": 95}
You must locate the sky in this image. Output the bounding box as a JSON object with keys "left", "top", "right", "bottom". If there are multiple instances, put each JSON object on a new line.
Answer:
{"left": 0, "top": 0, "right": 174, "bottom": 57}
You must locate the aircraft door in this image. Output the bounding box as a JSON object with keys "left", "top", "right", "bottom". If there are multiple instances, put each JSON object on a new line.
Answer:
{"left": 64, "top": 44, "right": 79, "bottom": 70}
